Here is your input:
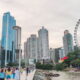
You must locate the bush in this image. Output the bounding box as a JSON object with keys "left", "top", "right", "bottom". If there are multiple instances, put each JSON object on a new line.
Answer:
{"left": 7, "top": 62, "right": 18, "bottom": 67}
{"left": 36, "top": 62, "right": 53, "bottom": 70}
{"left": 21, "top": 61, "right": 25, "bottom": 68}
{"left": 54, "top": 63, "right": 68, "bottom": 71}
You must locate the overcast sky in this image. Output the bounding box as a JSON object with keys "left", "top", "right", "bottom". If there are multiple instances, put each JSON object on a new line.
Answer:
{"left": 0, "top": 0, "right": 80, "bottom": 49}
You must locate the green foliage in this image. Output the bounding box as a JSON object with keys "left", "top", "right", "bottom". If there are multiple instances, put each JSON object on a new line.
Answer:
{"left": 36, "top": 62, "right": 53, "bottom": 70}
{"left": 54, "top": 50, "right": 80, "bottom": 70}
{"left": 7, "top": 61, "right": 25, "bottom": 68}
{"left": 21, "top": 61, "right": 25, "bottom": 68}
{"left": 71, "top": 59, "right": 80, "bottom": 66}
{"left": 6, "top": 59, "right": 26, "bottom": 68}
{"left": 63, "top": 50, "right": 80, "bottom": 67}
{"left": 7, "top": 62, "right": 18, "bottom": 67}
{"left": 54, "top": 63, "right": 68, "bottom": 71}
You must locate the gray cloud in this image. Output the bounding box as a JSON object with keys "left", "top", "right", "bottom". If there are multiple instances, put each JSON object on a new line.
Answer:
{"left": 0, "top": 0, "right": 80, "bottom": 49}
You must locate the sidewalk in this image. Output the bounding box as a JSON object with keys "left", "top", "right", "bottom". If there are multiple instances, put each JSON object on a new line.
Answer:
{"left": 21, "top": 70, "right": 36, "bottom": 80}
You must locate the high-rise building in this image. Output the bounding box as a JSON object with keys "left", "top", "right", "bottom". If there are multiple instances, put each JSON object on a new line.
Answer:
{"left": 1, "top": 12, "right": 16, "bottom": 66}
{"left": 59, "top": 48, "right": 65, "bottom": 59}
{"left": 13, "top": 26, "right": 21, "bottom": 62}
{"left": 38, "top": 27, "right": 49, "bottom": 60}
{"left": 49, "top": 48, "right": 55, "bottom": 63}
{"left": 63, "top": 30, "right": 74, "bottom": 56}
{"left": 24, "top": 34, "right": 38, "bottom": 64}
{"left": 24, "top": 27, "right": 50, "bottom": 63}
{"left": 54, "top": 48, "right": 61, "bottom": 63}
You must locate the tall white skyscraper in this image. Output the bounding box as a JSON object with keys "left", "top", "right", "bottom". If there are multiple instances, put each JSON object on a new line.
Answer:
{"left": 24, "top": 34, "right": 38, "bottom": 62}
{"left": 38, "top": 27, "right": 49, "bottom": 60}
{"left": 63, "top": 30, "right": 74, "bottom": 56}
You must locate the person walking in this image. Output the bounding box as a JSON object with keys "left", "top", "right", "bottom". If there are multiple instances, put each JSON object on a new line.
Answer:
{"left": 3, "top": 68, "right": 6, "bottom": 80}
{"left": 26, "top": 67, "right": 29, "bottom": 75}
{"left": 0, "top": 69, "right": 5, "bottom": 80}
{"left": 15, "top": 68, "right": 19, "bottom": 80}
{"left": 11, "top": 68, "right": 15, "bottom": 80}
{"left": 6, "top": 68, "right": 12, "bottom": 80}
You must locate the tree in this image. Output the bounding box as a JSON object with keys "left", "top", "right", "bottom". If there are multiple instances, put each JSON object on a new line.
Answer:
{"left": 63, "top": 50, "right": 79, "bottom": 66}
{"left": 71, "top": 59, "right": 80, "bottom": 67}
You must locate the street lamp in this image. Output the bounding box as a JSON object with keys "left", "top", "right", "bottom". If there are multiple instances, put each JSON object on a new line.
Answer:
{"left": 13, "top": 26, "right": 21, "bottom": 80}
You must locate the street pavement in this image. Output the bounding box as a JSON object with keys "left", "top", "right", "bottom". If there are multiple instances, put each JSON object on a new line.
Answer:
{"left": 21, "top": 70, "right": 36, "bottom": 80}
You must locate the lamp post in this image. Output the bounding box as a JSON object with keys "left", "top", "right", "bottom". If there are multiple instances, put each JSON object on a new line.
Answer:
{"left": 13, "top": 26, "right": 21, "bottom": 80}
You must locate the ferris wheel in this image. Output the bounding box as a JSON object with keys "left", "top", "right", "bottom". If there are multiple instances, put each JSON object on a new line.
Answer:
{"left": 74, "top": 19, "right": 80, "bottom": 48}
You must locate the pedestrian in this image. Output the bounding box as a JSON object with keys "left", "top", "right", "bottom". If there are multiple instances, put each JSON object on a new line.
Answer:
{"left": 11, "top": 68, "right": 15, "bottom": 80}
{"left": 6, "top": 67, "right": 12, "bottom": 80}
{"left": 15, "top": 68, "right": 19, "bottom": 80}
{"left": 3, "top": 68, "right": 6, "bottom": 80}
{"left": 26, "top": 67, "right": 29, "bottom": 75}
{"left": 0, "top": 69, "right": 5, "bottom": 80}
{"left": 20, "top": 68, "right": 23, "bottom": 74}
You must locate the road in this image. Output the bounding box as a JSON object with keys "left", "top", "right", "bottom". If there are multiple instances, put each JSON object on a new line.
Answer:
{"left": 21, "top": 70, "right": 36, "bottom": 80}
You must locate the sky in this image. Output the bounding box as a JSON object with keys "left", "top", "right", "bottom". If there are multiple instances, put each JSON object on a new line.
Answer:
{"left": 0, "top": 0, "right": 80, "bottom": 49}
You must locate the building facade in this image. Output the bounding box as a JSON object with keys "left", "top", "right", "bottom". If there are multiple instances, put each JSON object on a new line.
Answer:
{"left": 49, "top": 48, "right": 55, "bottom": 63}
{"left": 38, "top": 27, "right": 49, "bottom": 60}
{"left": 1, "top": 12, "right": 16, "bottom": 66}
{"left": 24, "top": 42, "right": 28, "bottom": 65}
{"left": 24, "top": 27, "right": 50, "bottom": 64}
{"left": 54, "top": 48, "right": 61, "bottom": 63}
{"left": 24, "top": 34, "right": 38, "bottom": 64}
{"left": 63, "top": 30, "right": 74, "bottom": 56}
{"left": 13, "top": 26, "right": 21, "bottom": 62}
{"left": 59, "top": 48, "right": 65, "bottom": 59}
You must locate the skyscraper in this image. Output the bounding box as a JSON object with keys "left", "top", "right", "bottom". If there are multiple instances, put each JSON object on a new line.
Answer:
{"left": 63, "top": 30, "right": 74, "bottom": 56}
{"left": 1, "top": 12, "right": 16, "bottom": 66}
{"left": 13, "top": 26, "right": 22, "bottom": 62}
{"left": 24, "top": 34, "right": 38, "bottom": 64}
{"left": 38, "top": 27, "right": 49, "bottom": 60}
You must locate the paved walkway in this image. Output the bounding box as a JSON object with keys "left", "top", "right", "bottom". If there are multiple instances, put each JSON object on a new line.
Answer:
{"left": 21, "top": 70, "right": 36, "bottom": 80}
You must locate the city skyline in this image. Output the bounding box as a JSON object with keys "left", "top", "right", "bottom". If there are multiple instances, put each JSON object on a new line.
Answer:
{"left": 0, "top": 0, "right": 80, "bottom": 48}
